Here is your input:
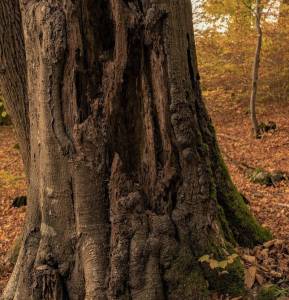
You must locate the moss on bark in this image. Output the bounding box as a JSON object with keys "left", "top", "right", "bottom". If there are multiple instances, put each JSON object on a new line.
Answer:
{"left": 216, "top": 156, "right": 272, "bottom": 247}
{"left": 165, "top": 247, "right": 210, "bottom": 299}
{"left": 165, "top": 245, "right": 246, "bottom": 297}
{"left": 203, "top": 258, "right": 245, "bottom": 297}
{"left": 201, "top": 122, "right": 271, "bottom": 248}
{"left": 201, "top": 156, "right": 271, "bottom": 250}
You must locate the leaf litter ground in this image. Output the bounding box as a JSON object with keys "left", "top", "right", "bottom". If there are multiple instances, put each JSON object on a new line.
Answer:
{"left": 0, "top": 127, "right": 26, "bottom": 294}
{"left": 207, "top": 98, "right": 289, "bottom": 299}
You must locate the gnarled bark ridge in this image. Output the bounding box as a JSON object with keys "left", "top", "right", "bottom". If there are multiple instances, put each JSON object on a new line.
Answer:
{"left": 2, "top": 0, "right": 270, "bottom": 299}
{"left": 0, "top": 0, "right": 30, "bottom": 174}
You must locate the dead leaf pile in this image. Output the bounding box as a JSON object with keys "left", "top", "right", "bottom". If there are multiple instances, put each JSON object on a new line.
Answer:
{"left": 0, "top": 127, "right": 26, "bottom": 294}
{"left": 240, "top": 239, "right": 289, "bottom": 290}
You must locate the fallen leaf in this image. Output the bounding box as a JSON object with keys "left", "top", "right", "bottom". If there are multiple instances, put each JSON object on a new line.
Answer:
{"left": 256, "top": 273, "right": 264, "bottom": 285}
{"left": 259, "top": 248, "right": 269, "bottom": 260}
{"left": 209, "top": 259, "right": 219, "bottom": 270}
{"left": 245, "top": 266, "right": 257, "bottom": 289}
{"left": 199, "top": 255, "right": 210, "bottom": 263}
{"left": 270, "top": 270, "right": 282, "bottom": 278}
{"left": 243, "top": 254, "right": 257, "bottom": 265}
{"left": 218, "top": 260, "right": 228, "bottom": 269}
{"left": 264, "top": 240, "right": 275, "bottom": 248}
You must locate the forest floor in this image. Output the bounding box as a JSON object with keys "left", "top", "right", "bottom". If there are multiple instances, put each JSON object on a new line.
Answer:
{"left": 0, "top": 99, "right": 289, "bottom": 297}
{"left": 207, "top": 98, "right": 289, "bottom": 241}
{"left": 0, "top": 127, "right": 26, "bottom": 293}
{"left": 207, "top": 97, "right": 289, "bottom": 299}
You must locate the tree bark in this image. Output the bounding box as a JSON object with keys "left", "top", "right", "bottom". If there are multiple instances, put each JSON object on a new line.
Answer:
{"left": 1, "top": 0, "right": 270, "bottom": 299}
{"left": 0, "top": 0, "right": 30, "bottom": 175}
{"left": 250, "top": 0, "right": 262, "bottom": 138}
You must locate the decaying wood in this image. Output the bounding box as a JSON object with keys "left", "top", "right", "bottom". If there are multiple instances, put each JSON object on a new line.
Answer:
{"left": 1, "top": 1, "right": 270, "bottom": 299}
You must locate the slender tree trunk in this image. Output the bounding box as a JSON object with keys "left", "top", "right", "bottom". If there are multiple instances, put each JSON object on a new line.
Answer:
{"left": 279, "top": 0, "right": 289, "bottom": 21}
{"left": 250, "top": 0, "right": 263, "bottom": 138}
{"left": 1, "top": 1, "right": 270, "bottom": 299}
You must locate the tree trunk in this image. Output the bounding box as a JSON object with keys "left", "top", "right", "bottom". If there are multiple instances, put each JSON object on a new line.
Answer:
{"left": 250, "top": 0, "right": 262, "bottom": 138}
{"left": 1, "top": 1, "right": 270, "bottom": 299}
{"left": 0, "top": 0, "right": 30, "bottom": 175}
{"left": 279, "top": 0, "right": 289, "bottom": 21}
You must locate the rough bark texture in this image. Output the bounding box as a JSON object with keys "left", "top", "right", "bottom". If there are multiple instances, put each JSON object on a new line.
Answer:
{"left": 1, "top": 0, "right": 270, "bottom": 299}
{"left": 0, "top": 0, "right": 30, "bottom": 174}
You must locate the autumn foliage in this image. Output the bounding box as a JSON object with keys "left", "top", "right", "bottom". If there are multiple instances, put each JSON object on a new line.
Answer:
{"left": 195, "top": 0, "right": 289, "bottom": 104}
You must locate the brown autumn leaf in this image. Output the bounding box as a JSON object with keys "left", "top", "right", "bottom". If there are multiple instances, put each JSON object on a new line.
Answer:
{"left": 245, "top": 266, "right": 257, "bottom": 289}
{"left": 256, "top": 273, "right": 264, "bottom": 285}
{"left": 270, "top": 271, "right": 283, "bottom": 279}
{"left": 243, "top": 254, "right": 257, "bottom": 265}
{"left": 259, "top": 248, "right": 269, "bottom": 260}
{"left": 264, "top": 240, "right": 275, "bottom": 249}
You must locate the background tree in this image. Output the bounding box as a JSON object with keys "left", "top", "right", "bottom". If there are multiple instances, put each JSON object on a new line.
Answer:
{"left": 1, "top": 0, "right": 270, "bottom": 299}
{"left": 196, "top": 0, "right": 289, "bottom": 125}
{"left": 279, "top": 0, "right": 289, "bottom": 19}
{"left": 250, "top": 0, "right": 263, "bottom": 138}
{"left": 268, "top": 0, "right": 289, "bottom": 100}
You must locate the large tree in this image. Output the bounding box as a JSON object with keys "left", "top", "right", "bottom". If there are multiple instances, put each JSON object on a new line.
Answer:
{"left": 0, "top": 0, "right": 270, "bottom": 299}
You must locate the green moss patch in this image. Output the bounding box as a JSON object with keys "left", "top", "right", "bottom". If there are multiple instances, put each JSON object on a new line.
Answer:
{"left": 216, "top": 158, "right": 272, "bottom": 247}
{"left": 165, "top": 247, "right": 209, "bottom": 299}
{"left": 257, "top": 285, "right": 289, "bottom": 300}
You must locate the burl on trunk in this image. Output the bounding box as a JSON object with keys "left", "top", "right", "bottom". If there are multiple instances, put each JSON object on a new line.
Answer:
{"left": 0, "top": 0, "right": 270, "bottom": 299}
